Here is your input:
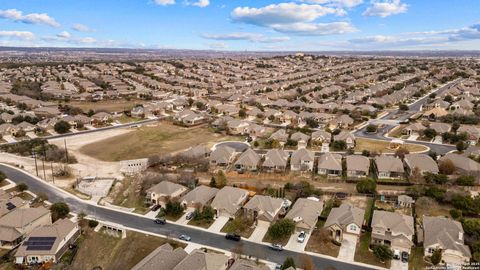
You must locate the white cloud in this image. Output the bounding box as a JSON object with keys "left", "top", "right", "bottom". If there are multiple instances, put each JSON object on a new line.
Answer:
{"left": 271, "top": 21, "right": 357, "bottom": 35}
{"left": 0, "top": 30, "right": 35, "bottom": 40}
{"left": 79, "top": 37, "right": 97, "bottom": 44}
{"left": 202, "top": 32, "right": 290, "bottom": 43}
{"left": 0, "top": 9, "right": 60, "bottom": 27}
{"left": 72, "top": 23, "right": 91, "bottom": 32}
{"left": 154, "top": 0, "right": 176, "bottom": 6}
{"left": 301, "top": 0, "right": 363, "bottom": 8}
{"left": 231, "top": 3, "right": 345, "bottom": 26}
{"left": 363, "top": 0, "right": 408, "bottom": 17}
{"left": 56, "top": 31, "right": 71, "bottom": 39}
{"left": 208, "top": 42, "right": 228, "bottom": 49}
{"left": 191, "top": 0, "right": 210, "bottom": 7}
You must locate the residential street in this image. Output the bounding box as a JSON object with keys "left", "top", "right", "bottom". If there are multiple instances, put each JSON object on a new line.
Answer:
{"left": 0, "top": 163, "right": 379, "bottom": 270}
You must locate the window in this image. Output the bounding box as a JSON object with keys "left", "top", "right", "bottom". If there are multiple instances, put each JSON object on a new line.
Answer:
{"left": 350, "top": 225, "right": 356, "bottom": 231}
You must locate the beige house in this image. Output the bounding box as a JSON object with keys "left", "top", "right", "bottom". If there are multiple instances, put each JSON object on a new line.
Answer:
{"left": 371, "top": 210, "right": 414, "bottom": 254}
{"left": 243, "top": 195, "right": 284, "bottom": 222}
{"left": 172, "top": 249, "right": 229, "bottom": 270}
{"left": 131, "top": 243, "right": 188, "bottom": 270}
{"left": 15, "top": 219, "right": 80, "bottom": 265}
{"left": 146, "top": 181, "right": 188, "bottom": 207}
{"left": 346, "top": 155, "right": 370, "bottom": 177}
{"left": 324, "top": 204, "right": 364, "bottom": 242}
{"left": 374, "top": 155, "right": 405, "bottom": 179}
{"left": 0, "top": 207, "right": 51, "bottom": 249}
{"left": 423, "top": 216, "right": 471, "bottom": 266}
{"left": 285, "top": 198, "right": 323, "bottom": 233}
{"left": 210, "top": 186, "right": 249, "bottom": 218}
{"left": 180, "top": 185, "right": 219, "bottom": 209}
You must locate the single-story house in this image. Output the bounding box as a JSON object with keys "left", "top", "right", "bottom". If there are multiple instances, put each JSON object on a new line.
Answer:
{"left": 346, "top": 155, "right": 370, "bottom": 177}
{"left": 180, "top": 185, "right": 219, "bottom": 209}
{"left": 285, "top": 198, "right": 323, "bottom": 233}
{"left": 243, "top": 195, "right": 284, "bottom": 222}
{"left": 210, "top": 186, "right": 249, "bottom": 218}
{"left": 324, "top": 203, "right": 364, "bottom": 242}
{"left": 146, "top": 181, "right": 188, "bottom": 207}
{"left": 317, "top": 153, "right": 342, "bottom": 176}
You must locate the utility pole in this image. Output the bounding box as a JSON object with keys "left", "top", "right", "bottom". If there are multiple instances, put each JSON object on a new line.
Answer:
{"left": 42, "top": 144, "right": 46, "bottom": 180}
{"left": 51, "top": 162, "right": 55, "bottom": 184}
{"left": 64, "top": 138, "right": 69, "bottom": 164}
{"left": 32, "top": 150, "right": 39, "bottom": 177}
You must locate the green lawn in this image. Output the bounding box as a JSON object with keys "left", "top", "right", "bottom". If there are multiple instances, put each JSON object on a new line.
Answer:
{"left": 221, "top": 214, "right": 255, "bottom": 238}
{"left": 364, "top": 198, "right": 375, "bottom": 227}
{"left": 188, "top": 218, "right": 214, "bottom": 229}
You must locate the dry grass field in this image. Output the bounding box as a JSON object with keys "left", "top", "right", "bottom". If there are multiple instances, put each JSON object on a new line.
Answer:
{"left": 354, "top": 138, "right": 428, "bottom": 153}
{"left": 68, "top": 100, "right": 139, "bottom": 113}
{"left": 80, "top": 123, "right": 240, "bottom": 161}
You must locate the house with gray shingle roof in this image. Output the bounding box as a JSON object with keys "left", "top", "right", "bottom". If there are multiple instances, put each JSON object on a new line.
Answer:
{"left": 146, "top": 181, "right": 188, "bottom": 207}
{"left": 243, "top": 195, "right": 284, "bottom": 222}
{"left": 210, "top": 186, "right": 249, "bottom": 218}
{"left": 334, "top": 131, "right": 356, "bottom": 148}
{"left": 374, "top": 155, "right": 405, "bottom": 179}
{"left": 285, "top": 198, "right": 323, "bottom": 233}
{"left": 404, "top": 154, "right": 439, "bottom": 175}
{"left": 346, "top": 155, "right": 370, "bottom": 178}
{"left": 180, "top": 185, "right": 218, "bottom": 209}
{"left": 261, "top": 149, "right": 288, "bottom": 172}
{"left": 209, "top": 146, "right": 236, "bottom": 167}
{"left": 324, "top": 203, "right": 364, "bottom": 242}
{"left": 132, "top": 243, "right": 188, "bottom": 270}
{"left": 371, "top": 210, "right": 414, "bottom": 254}
{"left": 234, "top": 148, "right": 261, "bottom": 172}
{"left": 290, "top": 148, "right": 314, "bottom": 172}
{"left": 423, "top": 216, "right": 471, "bottom": 266}
{"left": 439, "top": 153, "right": 480, "bottom": 179}
{"left": 172, "top": 249, "right": 229, "bottom": 270}
{"left": 317, "top": 153, "right": 342, "bottom": 176}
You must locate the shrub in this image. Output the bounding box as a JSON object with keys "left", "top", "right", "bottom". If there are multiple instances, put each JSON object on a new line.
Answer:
{"left": 17, "top": 183, "right": 28, "bottom": 192}
{"left": 0, "top": 171, "right": 6, "bottom": 183}
{"left": 281, "top": 257, "right": 295, "bottom": 270}
{"left": 164, "top": 201, "right": 184, "bottom": 217}
{"left": 54, "top": 120, "right": 71, "bottom": 134}
{"left": 438, "top": 159, "right": 456, "bottom": 175}
{"left": 331, "top": 140, "right": 347, "bottom": 151}
{"left": 366, "top": 124, "right": 377, "bottom": 133}
{"left": 431, "top": 249, "right": 442, "bottom": 265}
{"left": 356, "top": 178, "right": 376, "bottom": 194}
{"left": 88, "top": 220, "right": 99, "bottom": 228}
{"left": 449, "top": 209, "right": 462, "bottom": 219}
{"left": 424, "top": 172, "right": 448, "bottom": 185}
{"left": 456, "top": 175, "right": 475, "bottom": 186}
{"left": 372, "top": 245, "right": 393, "bottom": 262}
{"left": 50, "top": 202, "right": 70, "bottom": 221}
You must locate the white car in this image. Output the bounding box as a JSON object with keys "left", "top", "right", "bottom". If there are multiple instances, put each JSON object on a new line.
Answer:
{"left": 297, "top": 231, "right": 306, "bottom": 243}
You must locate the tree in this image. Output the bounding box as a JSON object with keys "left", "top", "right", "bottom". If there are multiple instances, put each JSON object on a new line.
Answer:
{"left": 366, "top": 124, "right": 378, "bottom": 133}
{"left": 54, "top": 120, "right": 71, "bottom": 134}
{"left": 356, "top": 178, "right": 376, "bottom": 194}
{"left": 423, "top": 128, "right": 437, "bottom": 139}
{"left": 17, "top": 183, "right": 28, "bottom": 192}
{"left": 239, "top": 109, "right": 246, "bottom": 118}
{"left": 438, "top": 159, "right": 455, "bottom": 175}
{"left": 267, "top": 219, "right": 295, "bottom": 241}
{"left": 281, "top": 257, "right": 296, "bottom": 270}
{"left": 456, "top": 141, "right": 468, "bottom": 152}
{"left": 0, "top": 170, "right": 5, "bottom": 183}
{"left": 443, "top": 95, "right": 453, "bottom": 103}
{"left": 215, "top": 170, "right": 227, "bottom": 188}
{"left": 331, "top": 140, "right": 347, "bottom": 151}
{"left": 209, "top": 176, "right": 216, "bottom": 187}
{"left": 431, "top": 249, "right": 442, "bottom": 265}
{"left": 399, "top": 104, "right": 409, "bottom": 111}
{"left": 394, "top": 147, "right": 410, "bottom": 159}
{"left": 424, "top": 172, "right": 448, "bottom": 185}
{"left": 373, "top": 245, "right": 393, "bottom": 262}
{"left": 456, "top": 175, "right": 475, "bottom": 186}
{"left": 50, "top": 202, "right": 70, "bottom": 221}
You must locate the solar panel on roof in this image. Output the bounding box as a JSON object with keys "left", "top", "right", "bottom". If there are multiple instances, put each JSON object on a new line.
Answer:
{"left": 23, "top": 237, "right": 56, "bottom": 251}
{"left": 26, "top": 245, "right": 53, "bottom": 251}
{"left": 6, "top": 202, "right": 16, "bottom": 210}
{"left": 28, "top": 237, "right": 56, "bottom": 241}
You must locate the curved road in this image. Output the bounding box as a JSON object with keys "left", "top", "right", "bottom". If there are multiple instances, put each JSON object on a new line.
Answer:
{"left": 0, "top": 164, "right": 375, "bottom": 270}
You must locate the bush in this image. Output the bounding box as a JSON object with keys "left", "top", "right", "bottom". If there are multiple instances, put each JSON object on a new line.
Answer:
{"left": 456, "top": 141, "right": 468, "bottom": 152}
{"left": 267, "top": 219, "right": 295, "bottom": 240}
{"left": 163, "top": 201, "right": 184, "bottom": 217}
{"left": 372, "top": 245, "right": 393, "bottom": 262}
{"left": 88, "top": 220, "right": 99, "bottom": 228}
{"left": 366, "top": 124, "right": 377, "bottom": 133}
{"left": 425, "top": 187, "right": 446, "bottom": 202}
{"left": 423, "top": 128, "right": 437, "bottom": 139}
{"left": 356, "top": 178, "right": 376, "bottom": 194}
{"left": 54, "top": 120, "right": 71, "bottom": 134}
{"left": 431, "top": 249, "right": 442, "bottom": 265}
{"left": 399, "top": 104, "right": 409, "bottom": 111}
{"left": 456, "top": 175, "right": 475, "bottom": 186}
{"left": 331, "top": 140, "right": 347, "bottom": 151}
{"left": 281, "top": 257, "right": 295, "bottom": 270}
{"left": 449, "top": 209, "right": 462, "bottom": 219}
{"left": 438, "top": 159, "right": 456, "bottom": 175}
{"left": 424, "top": 172, "right": 448, "bottom": 185}
{"left": 193, "top": 205, "right": 215, "bottom": 221}
{"left": 50, "top": 202, "right": 70, "bottom": 221}
{"left": 17, "top": 183, "right": 28, "bottom": 192}
{"left": 0, "top": 170, "right": 6, "bottom": 183}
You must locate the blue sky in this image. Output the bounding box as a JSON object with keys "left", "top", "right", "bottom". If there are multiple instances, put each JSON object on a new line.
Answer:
{"left": 0, "top": 0, "right": 479, "bottom": 51}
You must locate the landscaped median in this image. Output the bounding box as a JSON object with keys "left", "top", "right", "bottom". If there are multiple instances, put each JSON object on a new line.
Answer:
{"left": 354, "top": 138, "right": 429, "bottom": 154}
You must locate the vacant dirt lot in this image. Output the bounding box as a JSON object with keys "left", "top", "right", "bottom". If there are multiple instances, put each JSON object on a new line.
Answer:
{"left": 70, "top": 230, "right": 185, "bottom": 270}
{"left": 68, "top": 100, "right": 139, "bottom": 113}
{"left": 354, "top": 138, "right": 428, "bottom": 153}
{"left": 80, "top": 123, "right": 239, "bottom": 161}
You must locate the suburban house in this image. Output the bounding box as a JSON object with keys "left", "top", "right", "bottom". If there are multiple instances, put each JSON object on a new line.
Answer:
{"left": 374, "top": 155, "right": 405, "bottom": 179}
{"left": 0, "top": 190, "right": 28, "bottom": 217}
{"left": 210, "top": 186, "right": 249, "bottom": 218}
{"left": 269, "top": 129, "right": 288, "bottom": 143}
{"left": 423, "top": 216, "right": 471, "bottom": 266}
{"left": 285, "top": 198, "right": 323, "bottom": 233}
{"left": 131, "top": 243, "right": 188, "bottom": 270}
{"left": 403, "top": 154, "right": 439, "bottom": 175}
{"left": 230, "top": 259, "right": 270, "bottom": 270}
{"left": 290, "top": 132, "right": 310, "bottom": 147}
{"left": 0, "top": 207, "right": 51, "bottom": 249}
{"left": 14, "top": 219, "right": 80, "bottom": 265}
{"left": 439, "top": 153, "right": 480, "bottom": 179}
{"left": 243, "top": 195, "right": 284, "bottom": 222}
{"left": 172, "top": 249, "right": 229, "bottom": 270}
{"left": 145, "top": 181, "right": 188, "bottom": 207}
{"left": 333, "top": 131, "right": 356, "bottom": 148}
{"left": 397, "top": 195, "right": 415, "bottom": 208}
{"left": 324, "top": 204, "right": 365, "bottom": 242}
{"left": 180, "top": 185, "right": 219, "bottom": 209}
{"left": 227, "top": 120, "right": 249, "bottom": 135}
{"left": 371, "top": 210, "right": 414, "bottom": 255}
{"left": 404, "top": 122, "right": 426, "bottom": 136}
{"left": 346, "top": 155, "right": 370, "bottom": 177}
{"left": 261, "top": 149, "right": 289, "bottom": 172}
{"left": 290, "top": 148, "right": 314, "bottom": 172}
{"left": 90, "top": 112, "right": 113, "bottom": 125}
{"left": 234, "top": 148, "right": 261, "bottom": 172}
{"left": 311, "top": 130, "right": 331, "bottom": 146}
{"left": 317, "top": 153, "right": 343, "bottom": 176}
{"left": 209, "top": 146, "right": 236, "bottom": 167}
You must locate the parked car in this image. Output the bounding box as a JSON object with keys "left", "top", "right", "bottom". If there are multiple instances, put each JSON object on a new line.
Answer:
{"left": 401, "top": 251, "right": 409, "bottom": 263}
{"left": 179, "top": 234, "right": 191, "bottom": 241}
{"left": 393, "top": 250, "right": 401, "bottom": 260}
{"left": 275, "top": 264, "right": 282, "bottom": 270}
{"left": 297, "top": 231, "right": 306, "bottom": 243}
{"left": 269, "top": 244, "right": 283, "bottom": 251}
{"left": 225, "top": 233, "right": 241, "bottom": 241}
{"left": 151, "top": 204, "right": 161, "bottom": 211}
{"left": 186, "top": 212, "right": 194, "bottom": 220}
{"left": 154, "top": 218, "right": 166, "bottom": 225}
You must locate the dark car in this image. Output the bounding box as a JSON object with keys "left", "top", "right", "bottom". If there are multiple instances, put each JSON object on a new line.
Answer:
{"left": 151, "top": 204, "right": 161, "bottom": 211}
{"left": 401, "top": 251, "right": 409, "bottom": 263}
{"left": 154, "top": 218, "right": 166, "bottom": 225}
{"left": 225, "top": 233, "right": 241, "bottom": 241}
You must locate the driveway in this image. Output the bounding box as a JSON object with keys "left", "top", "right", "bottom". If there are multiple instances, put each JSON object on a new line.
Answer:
{"left": 285, "top": 230, "right": 310, "bottom": 252}
{"left": 208, "top": 215, "right": 230, "bottom": 233}
{"left": 248, "top": 220, "right": 269, "bottom": 242}
{"left": 2, "top": 135, "right": 16, "bottom": 143}
{"left": 337, "top": 234, "right": 358, "bottom": 262}
{"left": 432, "top": 136, "right": 443, "bottom": 144}
{"left": 176, "top": 207, "right": 195, "bottom": 225}
{"left": 407, "top": 134, "right": 419, "bottom": 141}
{"left": 390, "top": 259, "right": 408, "bottom": 270}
